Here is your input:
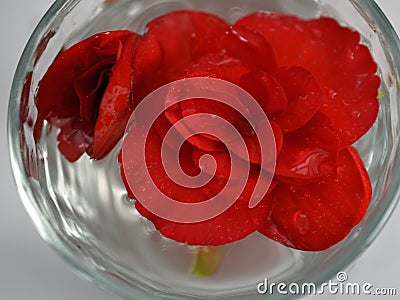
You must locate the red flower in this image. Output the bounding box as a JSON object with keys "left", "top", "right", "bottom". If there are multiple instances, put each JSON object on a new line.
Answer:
{"left": 36, "top": 30, "right": 139, "bottom": 161}
{"left": 121, "top": 11, "right": 377, "bottom": 250}
{"left": 37, "top": 11, "right": 379, "bottom": 251}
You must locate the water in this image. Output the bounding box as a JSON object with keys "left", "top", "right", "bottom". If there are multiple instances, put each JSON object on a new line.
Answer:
{"left": 22, "top": 0, "right": 395, "bottom": 298}
{"left": 37, "top": 122, "right": 304, "bottom": 294}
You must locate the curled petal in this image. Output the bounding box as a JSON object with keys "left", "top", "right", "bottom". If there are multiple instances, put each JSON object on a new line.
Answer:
{"left": 74, "top": 60, "right": 114, "bottom": 125}
{"left": 92, "top": 33, "right": 140, "bottom": 159}
{"left": 275, "top": 113, "right": 339, "bottom": 181}
{"left": 260, "top": 147, "right": 372, "bottom": 251}
{"left": 163, "top": 100, "right": 226, "bottom": 152}
{"left": 272, "top": 66, "right": 324, "bottom": 132}
{"left": 132, "top": 33, "right": 163, "bottom": 105}
{"left": 163, "top": 71, "right": 249, "bottom": 152}
{"left": 35, "top": 30, "right": 138, "bottom": 161}
{"left": 239, "top": 71, "right": 287, "bottom": 117}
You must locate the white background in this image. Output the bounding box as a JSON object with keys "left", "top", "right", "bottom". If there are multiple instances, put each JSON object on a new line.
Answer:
{"left": 0, "top": 0, "right": 399, "bottom": 299}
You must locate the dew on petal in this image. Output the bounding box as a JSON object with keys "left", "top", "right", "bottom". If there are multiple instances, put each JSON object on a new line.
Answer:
{"left": 351, "top": 110, "right": 361, "bottom": 119}
{"left": 289, "top": 148, "right": 330, "bottom": 176}
{"left": 293, "top": 210, "right": 311, "bottom": 235}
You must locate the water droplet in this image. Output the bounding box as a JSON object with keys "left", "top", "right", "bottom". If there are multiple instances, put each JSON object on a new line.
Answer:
{"left": 290, "top": 148, "right": 329, "bottom": 176}
{"left": 328, "top": 89, "right": 338, "bottom": 99}
{"left": 289, "top": 185, "right": 297, "bottom": 193}
{"left": 342, "top": 98, "right": 351, "bottom": 106}
{"left": 299, "top": 95, "right": 308, "bottom": 101}
{"left": 123, "top": 196, "right": 135, "bottom": 207}
{"left": 351, "top": 110, "right": 361, "bottom": 119}
{"left": 231, "top": 29, "right": 249, "bottom": 43}
{"left": 229, "top": 7, "right": 244, "bottom": 21}
{"left": 312, "top": 29, "right": 322, "bottom": 38}
{"left": 336, "top": 166, "right": 345, "bottom": 179}
{"left": 294, "top": 24, "right": 304, "bottom": 32}
{"left": 294, "top": 210, "right": 311, "bottom": 235}
{"left": 346, "top": 130, "right": 356, "bottom": 139}
{"left": 346, "top": 49, "right": 355, "bottom": 60}
{"left": 187, "top": 246, "right": 200, "bottom": 255}
{"left": 142, "top": 218, "right": 157, "bottom": 236}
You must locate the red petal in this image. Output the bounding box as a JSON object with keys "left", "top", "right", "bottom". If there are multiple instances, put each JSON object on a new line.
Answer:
{"left": 74, "top": 60, "right": 114, "bottom": 124}
{"left": 147, "top": 10, "right": 229, "bottom": 78}
{"left": 304, "top": 18, "right": 380, "bottom": 147}
{"left": 132, "top": 33, "right": 163, "bottom": 105}
{"left": 180, "top": 98, "right": 243, "bottom": 128}
{"left": 174, "top": 97, "right": 266, "bottom": 165}
{"left": 260, "top": 147, "right": 371, "bottom": 251}
{"left": 271, "top": 120, "right": 283, "bottom": 155}
{"left": 92, "top": 33, "right": 140, "bottom": 159}
{"left": 35, "top": 30, "right": 136, "bottom": 161}
{"left": 135, "top": 168, "right": 274, "bottom": 246}
{"left": 164, "top": 76, "right": 282, "bottom": 169}
{"left": 153, "top": 110, "right": 225, "bottom": 155}
{"left": 163, "top": 100, "right": 226, "bottom": 152}
{"left": 320, "top": 74, "right": 380, "bottom": 148}
{"left": 183, "top": 53, "right": 250, "bottom": 84}
{"left": 271, "top": 66, "right": 324, "bottom": 132}
{"left": 131, "top": 10, "right": 229, "bottom": 101}
{"left": 120, "top": 165, "right": 135, "bottom": 199}
{"left": 192, "top": 147, "right": 254, "bottom": 180}
{"left": 163, "top": 71, "right": 249, "bottom": 152}
{"left": 225, "top": 119, "right": 282, "bottom": 173}
{"left": 121, "top": 123, "right": 275, "bottom": 245}
{"left": 198, "top": 25, "right": 277, "bottom": 73}
{"left": 120, "top": 140, "right": 202, "bottom": 201}
{"left": 236, "top": 13, "right": 313, "bottom": 66}
{"left": 239, "top": 71, "right": 287, "bottom": 116}
{"left": 275, "top": 113, "right": 339, "bottom": 181}
{"left": 236, "top": 13, "right": 379, "bottom": 145}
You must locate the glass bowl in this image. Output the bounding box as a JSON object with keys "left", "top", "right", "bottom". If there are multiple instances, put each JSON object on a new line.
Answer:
{"left": 8, "top": 0, "right": 400, "bottom": 299}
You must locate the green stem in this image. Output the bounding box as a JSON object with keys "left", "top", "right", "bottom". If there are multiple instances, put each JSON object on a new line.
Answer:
{"left": 190, "top": 246, "right": 223, "bottom": 277}
{"left": 378, "top": 89, "right": 385, "bottom": 99}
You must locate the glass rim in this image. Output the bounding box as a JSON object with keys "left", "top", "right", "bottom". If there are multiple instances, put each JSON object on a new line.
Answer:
{"left": 7, "top": 0, "right": 400, "bottom": 299}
